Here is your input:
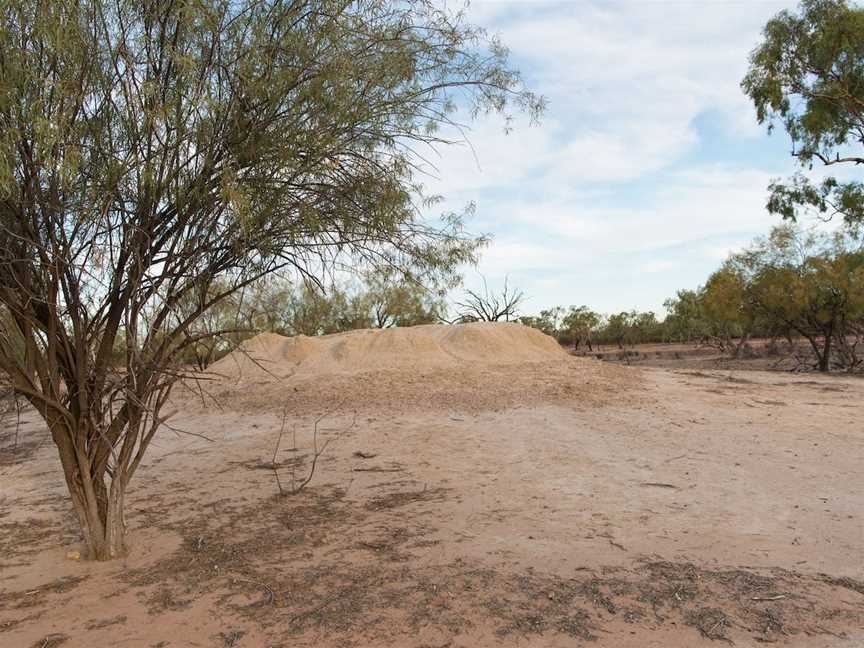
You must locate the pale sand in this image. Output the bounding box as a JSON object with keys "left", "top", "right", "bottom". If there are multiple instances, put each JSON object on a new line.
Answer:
{"left": 1, "top": 325, "right": 862, "bottom": 647}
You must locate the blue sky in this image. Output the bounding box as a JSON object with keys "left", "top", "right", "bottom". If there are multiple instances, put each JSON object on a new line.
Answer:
{"left": 427, "top": 0, "right": 806, "bottom": 316}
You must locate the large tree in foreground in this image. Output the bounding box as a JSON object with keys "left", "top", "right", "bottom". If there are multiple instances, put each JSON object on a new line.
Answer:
{"left": 0, "top": 0, "right": 541, "bottom": 559}
{"left": 743, "top": 0, "right": 864, "bottom": 230}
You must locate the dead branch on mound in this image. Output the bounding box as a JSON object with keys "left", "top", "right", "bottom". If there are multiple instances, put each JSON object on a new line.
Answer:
{"left": 454, "top": 275, "right": 524, "bottom": 323}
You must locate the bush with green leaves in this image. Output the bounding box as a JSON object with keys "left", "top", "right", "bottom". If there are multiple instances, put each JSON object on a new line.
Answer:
{"left": 0, "top": 0, "right": 539, "bottom": 559}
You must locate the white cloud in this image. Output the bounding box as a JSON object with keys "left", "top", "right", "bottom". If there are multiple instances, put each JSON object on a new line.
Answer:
{"left": 485, "top": 0, "right": 788, "bottom": 134}
{"left": 427, "top": 1, "right": 798, "bottom": 194}
{"left": 454, "top": 165, "right": 782, "bottom": 312}
{"left": 429, "top": 0, "right": 808, "bottom": 314}
{"left": 493, "top": 166, "right": 777, "bottom": 253}
{"left": 640, "top": 259, "right": 679, "bottom": 274}
{"left": 418, "top": 115, "right": 559, "bottom": 196}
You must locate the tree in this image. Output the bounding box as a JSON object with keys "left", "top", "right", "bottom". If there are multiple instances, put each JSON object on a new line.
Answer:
{"left": 632, "top": 311, "right": 662, "bottom": 344}
{"left": 561, "top": 306, "right": 601, "bottom": 350}
{"left": 601, "top": 312, "right": 635, "bottom": 349}
{"left": 277, "top": 283, "right": 343, "bottom": 336}
{"left": 517, "top": 305, "right": 602, "bottom": 349}
{"left": 0, "top": 0, "right": 540, "bottom": 559}
{"left": 743, "top": 0, "right": 864, "bottom": 230}
{"left": 519, "top": 306, "right": 565, "bottom": 338}
{"left": 173, "top": 278, "right": 248, "bottom": 371}
{"left": 455, "top": 276, "right": 524, "bottom": 322}
{"left": 699, "top": 265, "right": 756, "bottom": 356}
{"left": 240, "top": 279, "right": 296, "bottom": 337}
{"left": 359, "top": 268, "right": 445, "bottom": 328}
{"left": 663, "top": 290, "right": 708, "bottom": 344}
{"left": 589, "top": 310, "right": 669, "bottom": 347}
{"left": 731, "top": 225, "right": 864, "bottom": 371}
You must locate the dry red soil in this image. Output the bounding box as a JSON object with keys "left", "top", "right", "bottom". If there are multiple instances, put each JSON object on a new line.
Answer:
{"left": 1, "top": 324, "right": 862, "bottom": 647}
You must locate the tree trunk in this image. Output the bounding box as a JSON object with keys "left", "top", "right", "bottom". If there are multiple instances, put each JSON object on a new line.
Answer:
{"left": 817, "top": 354, "right": 830, "bottom": 372}
{"left": 818, "top": 334, "right": 832, "bottom": 372}
{"left": 51, "top": 420, "right": 128, "bottom": 560}
{"left": 70, "top": 477, "right": 127, "bottom": 560}
{"left": 103, "top": 482, "right": 127, "bottom": 559}
{"left": 803, "top": 333, "right": 831, "bottom": 373}
{"left": 733, "top": 332, "right": 751, "bottom": 359}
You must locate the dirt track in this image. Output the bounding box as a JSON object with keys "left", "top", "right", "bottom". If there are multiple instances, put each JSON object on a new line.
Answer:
{"left": 1, "top": 359, "right": 862, "bottom": 647}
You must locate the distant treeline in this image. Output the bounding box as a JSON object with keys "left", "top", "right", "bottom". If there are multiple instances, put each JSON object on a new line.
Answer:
{"left": 518, "top": 225, "right": 864, "bottom": 372}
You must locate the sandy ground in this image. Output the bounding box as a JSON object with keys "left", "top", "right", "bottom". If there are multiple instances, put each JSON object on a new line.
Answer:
{"left": 1, "top": 359, "right": 863, "bottom": 647}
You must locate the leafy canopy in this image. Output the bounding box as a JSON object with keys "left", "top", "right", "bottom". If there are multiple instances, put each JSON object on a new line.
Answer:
{"left": 0, "top": 0, "right": 541, "bottom": 559}
{"left": 742, "top": 0, "right": 864, "bottom": 229}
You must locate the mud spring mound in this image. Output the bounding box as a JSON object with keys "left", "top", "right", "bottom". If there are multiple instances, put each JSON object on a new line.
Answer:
{"left": 211, "top": 322, "right": 567, "bottom": 379}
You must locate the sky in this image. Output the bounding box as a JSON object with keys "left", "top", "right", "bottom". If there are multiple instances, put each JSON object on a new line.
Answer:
{"left": 426, "top": 0, "right": 806, "bottom": 316}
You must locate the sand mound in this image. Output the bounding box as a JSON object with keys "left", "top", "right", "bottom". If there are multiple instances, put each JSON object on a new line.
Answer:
{"left": 211, "top": 322, "right": 567, "bottom": 380}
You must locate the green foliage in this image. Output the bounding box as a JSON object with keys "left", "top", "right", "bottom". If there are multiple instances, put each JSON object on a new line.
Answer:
{"left": 662, "top": 290, "right": 709, "bottom": 343}
{"left": 520, "top": 306, "right": 663, "bottom": 349}
{"left": 699, "top": 264, "right": 755, "bottom": 349}
{"left": 282, "top": 284, "right": 357, "bottom": 337}
{"left": 520, "top": 305, "right": 602, "bottom": 348}
{"left": 561, "top": 306, "right": 601, "bottom": 349}
{"left": 743, "top": 0, "right": 864, "bottom": 229}
{"left": 520, "top": 224, "right": 864, "bottom": 372}
{"left": 596, "top": 311, "right": 662, "bottom": 348}
{"left": 177, "top": 269, "right": 448, "bottom": 369}
{"left": 730, "top": 224, "right": 864, "bottom": 370}
{"left": 0, "top": 0, "right": 540, "bottom": 558}
{"left": 277, "top": 270, "right": 445, "bottom": 335}
{"left": 766, "top": 175, "right": 864, "bottom": 228}
{"left": 358, "top": 269, "right": 445, "bottom": 329}
{"left": 601, "top": 312, "right": 633, "bottom": 348}
{"left": 0, "top": 307, "right": 24, "bottom": 367}
{"left": 520, "top": 306, "right": 565, "bottom": 337}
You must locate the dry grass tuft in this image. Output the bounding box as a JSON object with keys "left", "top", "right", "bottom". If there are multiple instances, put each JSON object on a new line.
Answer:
{"left": 684, "top": 606, "right": 732, "bottom": 642}
{"left": 365, "top": 487, "right": 449, "bottom": 511}
{"left": 29, "top": 634, "right": 67, "bottom": 648}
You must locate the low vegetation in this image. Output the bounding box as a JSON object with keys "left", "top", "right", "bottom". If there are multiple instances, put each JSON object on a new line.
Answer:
{"left": 517, "top": 224, "right": 864, "bottom": 373}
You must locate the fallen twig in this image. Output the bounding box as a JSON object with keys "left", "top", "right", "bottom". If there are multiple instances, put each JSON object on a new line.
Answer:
{"left": 228, "top": 575, "right": 275, "bottom": 605}
{"left": 639, "top": 482, "right": 679, "bottom": 489}
{"left": 751, "top": 594, "right": 787, "bottom": 601}
{"left": 352, "top": 466, "right": 403, "bottom": 473}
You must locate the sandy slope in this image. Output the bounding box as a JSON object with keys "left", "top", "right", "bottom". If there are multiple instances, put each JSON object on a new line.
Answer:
{"left": 209, "top": 321, "right": 568, "bottom": 379}
{"left": 0, "top": 328, "right": 862, "bottom": 647}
